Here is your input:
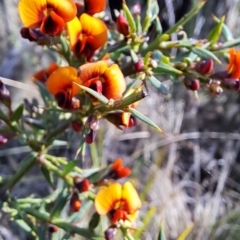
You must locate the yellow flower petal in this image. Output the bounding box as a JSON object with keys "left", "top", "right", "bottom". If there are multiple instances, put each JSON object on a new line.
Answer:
{"left": 122, "top": 182, "right": 141, "bottom": 213}
{"left": 102, "top": 64, "right": 126, "bottom": 100}
{"left": 18, "top": 0, "right": 46, "bottom": 28}
{"left": 67, "top": 17, "right": 82, "bottom": 50}
{"left": 95, "top": 182, "right": 122, "bottom": 215}
{"left": 80, "top": 13, "right": 107, "bottom": 50}
{"left": 46, "top": 0, "right": 77, "bottom": 22}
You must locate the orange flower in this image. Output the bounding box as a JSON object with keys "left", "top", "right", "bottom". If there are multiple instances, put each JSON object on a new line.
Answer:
{"left": 95, "top": 182, "right": 141, "bottom": 224}
{"left": 227, "top": 48, "right": 240, "bottom": 79}
{"left": 79, "top": 60, "right": 126, "bottom": 100}
{"left": 32, "top": 62, "right": 59, "bottom": 83}
{"left": 18, "top": 0, "right": 77, "bottom": 36}
{"left": 46, "top": 66, "right": 82, "bottom": 108}
{"left": 108, "top": 158, "right": 131, "bottom": 179}
{"left": 84, "top": 0, "right": 107, "bottom": 15}
{"left": 67, "top": 14, "right": 107, "bottom": 60}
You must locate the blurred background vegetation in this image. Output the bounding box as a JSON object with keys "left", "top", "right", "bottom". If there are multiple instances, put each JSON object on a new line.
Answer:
{"left": 1, "top": 0, "right": 240, "bottom": 239}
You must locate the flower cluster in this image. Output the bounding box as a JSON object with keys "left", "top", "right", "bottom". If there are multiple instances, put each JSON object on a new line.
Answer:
{"left": 182, "top": 48, "right": 240, "bottom": 96}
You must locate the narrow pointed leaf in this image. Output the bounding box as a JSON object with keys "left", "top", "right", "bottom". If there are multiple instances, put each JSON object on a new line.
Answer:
{"left": 128, "top": 107, "right": 165, "bottom": 134}
{"left": 50, "top": 188, "right": 70, "bottom": 218}
{"left": 73, "top": 83, "right": 109, "bottom": 104}
{"left": 148, "top": 76, "right": 169, "bottom": 95}
{"left": 10, "top": 104, "right": 24, "bottom": 122}
{"left": 191, "top": 47, "right": 221, "bottom": 64}
{"left": 155, "top": 17, "right": 163, "bottom": 35}
{"left": 62, "top": 161, "right": 77, "bottom": 176}
{"left": 89, "top": 212, "right": 100, "bottom": 230}
{"left": 87, "top": 167, "right": 110, "bottom": 184}
{"left": 208, "top": 16, "right": 224, "bottom": 44}
{"left": 158, "top": 225, "right": 167, "bottom": 240}
{"left": 213, "top": 15, "right": 233, "bottom": 41}
{"left": 41, "top": 166, "right": 54, "bottom": 188}
{"left": 218, "top": 38, "right": 240, "bottom": 50}
{"left": 122, "top": 1, "right": 136, "bottom": 33}
{"left": 16, "top": 219, "right": 32, "bottom": 233}
{"left": 130, "top": 50, "right": 139, "bottom": 63}
{"left": 153, "top": 62, "right": 182, "bottom": 75}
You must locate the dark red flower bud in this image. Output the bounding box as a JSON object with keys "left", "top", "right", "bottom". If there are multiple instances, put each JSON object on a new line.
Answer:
{"left": 74, "top": 177, "right": 90, "bottom": 193}
{"left": 221, "top": 78, "right": 240, "bottom": 91}
{"left": 71, "top": 121, "right": 82, "bottom": 132}
{"left": 134, "top": 60, "right": 144, "bottom": 72}
{"left": 0, "top": 79, "right": 11, "bottom": 109}
{"left": 48, "top": 225, "right": 58, "bottom": 233}
{"left": 183, "top": 77, "right": 200, "bottom": 91}
{"left": 104, "top": 227, "right": 117, "bottom": 240}
{"left": 85, "top": 129, "right": 97, "bottom": 144}
{"left": 116, "top": 14, "right": 129, "bottom": 36}
{"left": 195, "top": 59, "right": 214, "bottom": 75}
{"left": 70, "top": 191, "right": 81, "bottom": 212}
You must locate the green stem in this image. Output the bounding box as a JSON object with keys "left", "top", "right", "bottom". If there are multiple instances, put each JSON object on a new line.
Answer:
{"left": 5, "top": 152, "right": 38, "bottom": 191}
{"left": 120, "top": 223, "right": 136, "bottom": 240}
{"left": 42, "top": 158, "right": 73, "bottom": 186}
{"left": 93, "top": 89, "right": 148, "bottom": 114}
{"left": 23, "top": 208, "right": 105, "bottom": 240}
{"left": 45, "top": 154, "right": 83, "bottom": 174}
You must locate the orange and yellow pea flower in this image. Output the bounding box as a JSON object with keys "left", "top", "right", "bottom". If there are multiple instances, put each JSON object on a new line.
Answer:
{"left": 67, "top": 14, "right": 107, "bottom": 60}
{"left": 18, "top": 0, "right": 77, "bottom": 36}
{"left": 78, "top": 60, "right": 126, "bottom": 100}
{"left": 95, "top": 182, "right": 142, "bottom": 224}
{"left": 46, "top": 61, "right": 125, "bottom": 107}
{"left": 227, "top": 48, "right": 240, "bottom": 79}
{"left": 84, "top": 0, "right": 107, "bottom": 15}
{"left": 46, "top": 66, "right": 82, "bottom": 108}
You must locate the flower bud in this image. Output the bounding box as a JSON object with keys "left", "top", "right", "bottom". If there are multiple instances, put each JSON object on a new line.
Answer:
{"left": 74, "top": 177, "right": 90, "bottom": 193}
{"left": 183, "top": 77, "right": 200, "bottom": 91}
{"left": 116, "top": 14, "right": 129, "bottom": 36}
{"left": 104, "top": 227, "right": 117, "bottom": 240}
{"left": 85, "top": 129, "right": 97, "bottom": 144}
{"left": 70, "top": 191, "right": 81, "bottom": 212}
{"left": 48, "top": 225, "right": 58, "bottom": 233}
{"left": 86, "top": 115, "right": 100, "bottom": 131}
{"left": 132, "top": 3, "right": 141, "bottom": 15}
{"left": 195, "top": 59, "right": 214, "bottom": 75}
{"left": 0, "top": 80, "right": 11, "bottom": 109}
{"left": 0, "top": 135, "right": 8, "bottom": 146}
{"left": 134, "top": 60, "right": 144, "bottom": 72}
{"left": 221, "top": 78, "right": 240, "bottom": 91}
{"left": 71, "top": 121, "right": 82, "bottom": 132}
{"left": 208, "top": 82, "right": 223, "bottom": 96}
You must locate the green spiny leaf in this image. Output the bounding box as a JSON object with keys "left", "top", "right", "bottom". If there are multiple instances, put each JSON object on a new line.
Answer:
{"left": 128, "top": 107, "right": 165, "bottom": 134}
